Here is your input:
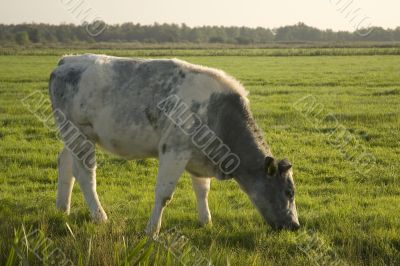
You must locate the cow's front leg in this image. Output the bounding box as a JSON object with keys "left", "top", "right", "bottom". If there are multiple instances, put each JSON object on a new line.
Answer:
{"left": 191, "top": 176, "right": 212, "bottom": 226}
{"left": 146, "top": 151, "right": 190, "bottom": 238}
{"left": 72, "top": 152, "right": 107, "bottom": 223}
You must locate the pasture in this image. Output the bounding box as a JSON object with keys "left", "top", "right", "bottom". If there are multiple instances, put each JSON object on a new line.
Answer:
{"left": 0, "top": 49, "right": 399, "bottom": 265}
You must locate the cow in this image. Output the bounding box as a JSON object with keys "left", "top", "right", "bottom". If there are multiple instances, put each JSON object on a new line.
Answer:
{"left": 49, "top": 54, "right": 299, "bottom": 237}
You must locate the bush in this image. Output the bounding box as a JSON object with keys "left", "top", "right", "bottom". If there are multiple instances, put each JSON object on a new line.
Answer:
{"left": 15, "top": 31, "right": 30, "bottom": 45}
{"left": 209, "top": 36, "right": 226, "bottom": 43}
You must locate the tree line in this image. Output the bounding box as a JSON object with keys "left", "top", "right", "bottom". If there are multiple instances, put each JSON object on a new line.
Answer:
{"left": 1, "top": 22, "right": 400, "bottom": 45}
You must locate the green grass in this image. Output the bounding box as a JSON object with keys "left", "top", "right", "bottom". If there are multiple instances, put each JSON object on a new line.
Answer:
{"left": 0, "top": 50, "right": 399, "bottom": 265}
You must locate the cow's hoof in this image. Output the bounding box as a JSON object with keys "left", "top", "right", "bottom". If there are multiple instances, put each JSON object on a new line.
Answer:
{"left": 92, "top": 209, "right": 108, "bottom": 223}
{"left": 199, "top": 215, "right": 212, "bottom": 227}
{"left": 145, "top": 229, "right": 159, "bottom": 239}
{"left": 199, "top": 219, "right": 212, "bottom": 227}
{"left": 145, "top": 225, "right": 160, "bottom": 239}
{"left": 56, "top": 202, "right": 71, "bottom": 215}
{"left": 146, "top": 232, "right": 159, "bottom": 240}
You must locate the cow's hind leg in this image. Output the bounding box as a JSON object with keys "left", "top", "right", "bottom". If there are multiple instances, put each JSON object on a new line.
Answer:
{"left": 191, "top": 176, "right": 212, "bottom": 226}
{"left": 56, "top": 147, "right": 75, "bottom": 214}
{"left": 146, "top": 151, "right": 190, "bottom": 238}
{"left": 72, "top": 148, "right": 107, "bottom": 222}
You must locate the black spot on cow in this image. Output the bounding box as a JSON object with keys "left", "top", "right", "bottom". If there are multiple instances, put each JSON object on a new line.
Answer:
{"left": 191, "top": 101, "right": 201, "bottom": 113}
{"left": 136, "top": 64, "right": 152, "bottom": 81}
{"left": 171, "top": 75, "right": 179, "bottom": 84}
{"left": 111, "top": 59, "right": 141, "bottom": 91}
{"left": 161, "top": 143, "right": 167, "bottom": 154}
{"left": 49, "top": 67, "right": 84, "bottom": 110}
{"left": 64, "top": 68, "right": 83, "bottom": 87}
{"left": 145, "top": 107, "right": 158, "bottom": 129}
{"left": 111, "top": 59, "right": 184, "bottom": 100}
{"left": 179, "top": 70, "right": 186, "bottom": 78}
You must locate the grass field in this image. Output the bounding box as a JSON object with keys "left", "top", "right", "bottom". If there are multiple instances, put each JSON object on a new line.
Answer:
{"left": 0, "top": 48, "right": 399, "bottom": 265}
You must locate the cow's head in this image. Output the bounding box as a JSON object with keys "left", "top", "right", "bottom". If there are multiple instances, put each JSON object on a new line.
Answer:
{"left": 240, "top": 156, "right": 300, "bottom": 231}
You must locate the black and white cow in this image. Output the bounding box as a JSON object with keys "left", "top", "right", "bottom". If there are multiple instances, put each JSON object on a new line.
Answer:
{"left": 49, "top": 54, "right": 299, "bottom": 237}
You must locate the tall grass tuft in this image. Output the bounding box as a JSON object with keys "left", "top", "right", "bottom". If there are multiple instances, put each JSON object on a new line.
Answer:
{"left": 3, "top": 225, "right": 213, "bottom": 265}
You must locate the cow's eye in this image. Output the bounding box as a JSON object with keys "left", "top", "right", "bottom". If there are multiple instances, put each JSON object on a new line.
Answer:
{"left": 285, "top": 190, "right": 294, "bottom": 199}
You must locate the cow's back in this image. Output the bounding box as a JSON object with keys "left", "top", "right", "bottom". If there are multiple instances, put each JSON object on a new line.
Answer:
{"left": 49, "top": 54, "right": 248, "bottom": 161}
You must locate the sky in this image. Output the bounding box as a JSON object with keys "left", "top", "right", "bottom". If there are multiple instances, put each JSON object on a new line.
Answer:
{"left": 0, "top": 0, "right": 398, "bottom": 31}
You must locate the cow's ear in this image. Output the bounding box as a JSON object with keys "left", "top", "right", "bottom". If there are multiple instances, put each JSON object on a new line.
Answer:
{"left": 278, "top": 159, "right": 292, "bottom": 173}
{"left": 265, "top": 156, "right": 277, "bottom": 176}
{"left": 278, "top": 158, "right": 292, "bottom": 173}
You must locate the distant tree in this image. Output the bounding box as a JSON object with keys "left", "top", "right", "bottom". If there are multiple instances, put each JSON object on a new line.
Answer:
{"left": 187, "top": 28, "right": 202, "bottom": 43}
{"left": 235, "top": 37, "right": 252, "bottom": 45}
{"left": 55, "top": 26, "right": 73, "bottom": 43}
{"left": 321, "top": 29, "right": 335, "bottom": 42}
{"left": 254, "top": 27, "right": 274, "bottom": 43}
{"left": 0, "top": 26, "right": 5, "bottom": 42}
{"left": 1, "top": 22, "right": 399, "bottom": 44}
{"left": 394, "top": 27, "right": 400, "bottom": 41}
{"left": 275, "top": 23, "right": 322, "bottom": 42}
{"left": 27, "top": 28, "right": 42, "bottom": 43}
{"left": 209, "top": 36, "right": 225, "bottom": 43}
{"left": 362, "top": 27, "right": 393, "bottom": 41}
{"left": 15, "top": 31, "right": 30, "bottom": 45}
{"left": 42, "top": 29, "right": 58, "bottom": 42}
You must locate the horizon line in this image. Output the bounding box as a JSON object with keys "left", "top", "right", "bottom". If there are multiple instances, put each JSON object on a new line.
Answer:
{"left": 1, "top": 21, "right": 399, "bottom": 32}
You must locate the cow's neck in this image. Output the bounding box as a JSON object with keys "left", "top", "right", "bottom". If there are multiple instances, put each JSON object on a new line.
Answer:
{"left": 228, "top": 117, "right": 269, "bottom": 178}
{"left": 208, "top": 93, "right": 271, "bottom": 179}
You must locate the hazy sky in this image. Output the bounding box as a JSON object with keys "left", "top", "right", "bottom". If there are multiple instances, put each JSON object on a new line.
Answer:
{"left": 0, "top": 0, "right": 398, "bottom": 31}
